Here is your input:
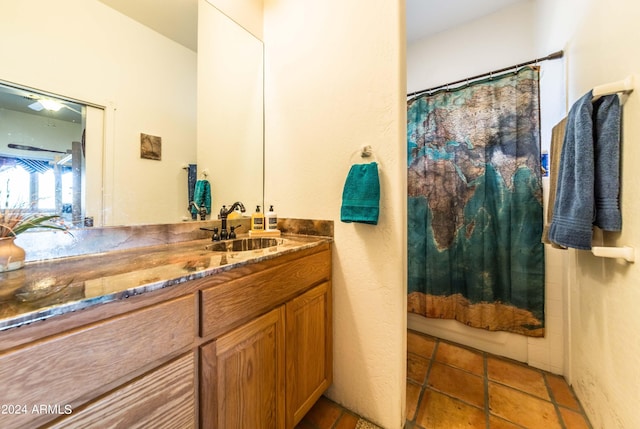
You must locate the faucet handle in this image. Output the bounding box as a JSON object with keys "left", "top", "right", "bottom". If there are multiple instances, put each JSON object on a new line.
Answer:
{"left": 200, "top": 227, "right": 220, "bottom": 241}
{"left": 229, "top": 224, "right": 241, "bottom": 239}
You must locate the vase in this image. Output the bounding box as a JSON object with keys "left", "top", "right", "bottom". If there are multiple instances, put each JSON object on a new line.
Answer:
{"left": 0, "top": 237, "right": 26, "bottom": 272}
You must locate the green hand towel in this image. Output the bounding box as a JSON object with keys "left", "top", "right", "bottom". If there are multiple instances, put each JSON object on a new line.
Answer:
{"left": 341, "top": 162, "right": 380, "bottom": 225}
{"left": 191, "top": 179, "right": 211, "bottom": 216}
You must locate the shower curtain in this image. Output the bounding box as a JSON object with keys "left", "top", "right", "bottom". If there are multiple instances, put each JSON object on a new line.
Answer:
{"left": 407, "top": 67, "right": 545, "bottom": 337}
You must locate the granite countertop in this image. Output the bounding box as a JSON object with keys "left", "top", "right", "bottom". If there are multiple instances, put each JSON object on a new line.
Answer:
{"left": 0, "top": 234, "right": 330, "bottom": 331}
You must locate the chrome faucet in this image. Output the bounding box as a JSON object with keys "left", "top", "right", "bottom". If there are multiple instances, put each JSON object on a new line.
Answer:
{"left": 219, "top": 202, "right": 246, "bottom": 240}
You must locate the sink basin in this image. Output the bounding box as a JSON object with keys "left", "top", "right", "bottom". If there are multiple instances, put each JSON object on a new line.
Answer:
{"left": 206, "top": 237, "right": 283, "bottom": 253}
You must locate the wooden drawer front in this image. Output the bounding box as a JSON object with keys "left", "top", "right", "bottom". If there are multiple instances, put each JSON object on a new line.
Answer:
{"left": 201, "top": 249, "right": 330, "bottom": 338}
{"left": 0, "top": 295, "right": 195, "bottom": 429}
{"left": 47, "top": 352, "right": 196, "bottom": 428}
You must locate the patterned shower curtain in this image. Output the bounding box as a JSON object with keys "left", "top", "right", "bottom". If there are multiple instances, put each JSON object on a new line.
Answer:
{"left": 407, "top": 67, "right": 545, "bottom": 337}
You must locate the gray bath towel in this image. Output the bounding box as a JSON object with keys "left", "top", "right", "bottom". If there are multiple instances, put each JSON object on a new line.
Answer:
{"left": 593, "top": 94, "right": 622, "bottom": 231}
{"left": 549, "top": 91, "right": 595, "bottom": 250}
{"left": 549, "top": 91, "right": 622, "bottom": 250}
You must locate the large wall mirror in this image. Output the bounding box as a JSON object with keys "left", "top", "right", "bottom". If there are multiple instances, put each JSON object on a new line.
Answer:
{"left": 198, "top": 0, "right": 264, "bottom": 217}
{"left": 0, "top": 0, "right": 263, "bottom": 229}
{"left": 0, "top": 82, "right": 105, "bottom": 228}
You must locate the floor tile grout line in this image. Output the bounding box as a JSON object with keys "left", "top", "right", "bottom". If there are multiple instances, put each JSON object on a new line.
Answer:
{"left": 544, "top": 372, "right": 595, "bottom": 429}
{"left": 490, "top": 377, "right": 565, "bottom": 403}
{"left": 431, "top": 357, "right": 486, "bottom": 378}
{"left": 557, "top": 404, "right": 595, "bottom": 429}
{"left": 425, "top": 338, "right": 437, "bottom": 379}
{"left": 413, "top": 338, "right": 439, "bottom": 425}
{"left": 483, "top": 351, "right": 490, "bottom": 429}
{"left": 421, "top": 385, "right": 487, "bottom": 411}
{"left": 328, "top": 408, "right": 344, "bottom": 429}
{"left": 557, "top": 381, "right": 595, "bottom": 429}
{"left": 405, "top": 338, "right": 439, "bottom": 426}
{"left": 543, "top": 371, "right": 568, "bottom": 429}
{"left": 406, "top": 379, "right": 422, "bottom": 423}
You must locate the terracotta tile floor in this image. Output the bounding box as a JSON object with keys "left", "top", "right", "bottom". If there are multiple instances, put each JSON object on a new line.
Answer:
{"left": 406, "top": 329, "right": 593, "bottom": 429}
{"left": 295, "top": 395, "right": 380, "bottom": 429}
{"left": 298, "top": 330, "right": 593, "bottom": 429}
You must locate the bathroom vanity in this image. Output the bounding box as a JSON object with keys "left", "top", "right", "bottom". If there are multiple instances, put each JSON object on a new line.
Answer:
{"left": 0, "top": 228, "right": 332, "bottom": 429}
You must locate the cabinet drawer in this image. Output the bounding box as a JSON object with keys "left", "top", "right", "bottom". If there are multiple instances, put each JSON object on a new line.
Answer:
{"left": 0, "top": 295, "right": 195, "bottom": 429}
{"left": 200, "top": 249, "right": 330, "bottom": 338}
{"left": 48, "top": 352, "right": 196, "bottom": 429}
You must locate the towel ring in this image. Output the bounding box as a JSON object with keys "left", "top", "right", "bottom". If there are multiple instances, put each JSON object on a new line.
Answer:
{"left": 350, "top": 145, "right": 378, "bottom": 164}
{"left": 361, "top": 145, "right": 374, "bottom": 158}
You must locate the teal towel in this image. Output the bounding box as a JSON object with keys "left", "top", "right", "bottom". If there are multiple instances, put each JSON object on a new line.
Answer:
{"left": 341, "top": 162, "right": 380, "bottom": 225}
{"left": 191, "top": 180, "right": 211, "bottom": 216}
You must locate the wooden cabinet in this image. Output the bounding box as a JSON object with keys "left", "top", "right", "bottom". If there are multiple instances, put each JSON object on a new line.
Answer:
{"left": 200, "top": 282, "right": 332, "bottom": 429}
{"left": 199, "top": 245, "right": 332, "bottom": 429}
{"left": 0, "top": 241, "right": 331, "bottom": 429}
{"left": 201, "top": 307, "right": 286, "bottom": 429}
{"left": 286, "top": 281, "right": 332, "bottom": 428}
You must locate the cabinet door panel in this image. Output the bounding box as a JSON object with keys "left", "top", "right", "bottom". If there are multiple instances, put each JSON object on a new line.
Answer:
{"left": 202, "top": 306, "right": 285, "bottom": 429}
{"left": 286, "top": 282, "right": 332, "bottom": 428}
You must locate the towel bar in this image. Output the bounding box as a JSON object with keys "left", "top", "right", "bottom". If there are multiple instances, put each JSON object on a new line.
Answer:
{"left": 591, "top": 246, "right": 635, "bottom": 262}
{"left": 592, "top": 75, "right": 634, "bottom": 101}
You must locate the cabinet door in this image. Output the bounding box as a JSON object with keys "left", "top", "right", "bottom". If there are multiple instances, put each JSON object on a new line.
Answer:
{"left": 201, "top": 306, "right": 285, "bottom": 429}
{"left": 285, "top": 282, "right": 333, "bottom": 428}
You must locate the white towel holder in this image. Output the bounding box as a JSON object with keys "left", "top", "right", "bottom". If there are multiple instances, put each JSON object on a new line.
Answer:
{"left": 591, "top": 246, "right": 635, "bottom": 263}
{"left": 592, "top": 75, "right": 634, "bottom": 101}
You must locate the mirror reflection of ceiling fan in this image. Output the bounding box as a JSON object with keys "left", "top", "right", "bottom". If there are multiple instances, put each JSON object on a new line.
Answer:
{"left": 8, "top": 143, "right": 70, "bottom": 154}
{"left": 27, "top": 98, "right": 82, "bottom": 115}
{"left": 8, "top": 144, "right": 73, "bottom": 166}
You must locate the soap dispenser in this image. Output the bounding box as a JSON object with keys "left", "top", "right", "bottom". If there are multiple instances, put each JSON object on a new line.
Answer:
{"left": 251, "top": 205, "right": 264, "bottom": 231}
{"left": 265, "top": 205, "right": 278, "bottom": 231}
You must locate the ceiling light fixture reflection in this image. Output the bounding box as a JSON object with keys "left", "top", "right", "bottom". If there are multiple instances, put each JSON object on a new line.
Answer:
{"left": 28, "top": 99, "right": 63, "bottom": 112}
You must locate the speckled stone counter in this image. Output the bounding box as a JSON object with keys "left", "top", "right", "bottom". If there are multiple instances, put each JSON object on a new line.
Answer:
{"left": 0, "top": 218, "right": 333, "bottom": 331}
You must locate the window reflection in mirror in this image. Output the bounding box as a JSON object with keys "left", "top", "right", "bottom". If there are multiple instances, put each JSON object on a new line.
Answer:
{"left": 0, "top": 82, "right": 86, "bottom": 227}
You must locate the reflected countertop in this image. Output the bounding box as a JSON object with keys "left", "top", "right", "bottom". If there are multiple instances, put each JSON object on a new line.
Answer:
{"left": 0, "top": 234, "right": 330, "bottom": 331}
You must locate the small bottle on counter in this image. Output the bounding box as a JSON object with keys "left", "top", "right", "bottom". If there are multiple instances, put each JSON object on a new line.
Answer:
{"left": 265, "top": 205, "right": 278, "bottom": 230}
{"left": 251, "top": 205, "right": 264, "bottom": 231}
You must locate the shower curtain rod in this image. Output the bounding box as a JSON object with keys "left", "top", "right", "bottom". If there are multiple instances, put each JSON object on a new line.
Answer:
{"left": 407, "top": 50, "right": 564, "bottom": 99}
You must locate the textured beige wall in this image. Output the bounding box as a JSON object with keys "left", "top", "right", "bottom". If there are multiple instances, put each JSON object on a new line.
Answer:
{"left": 535, "top": 0, "right": 640, "bottom": 428}
{"left": 263, "top": 1, "right": 407, "bottom": 427}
